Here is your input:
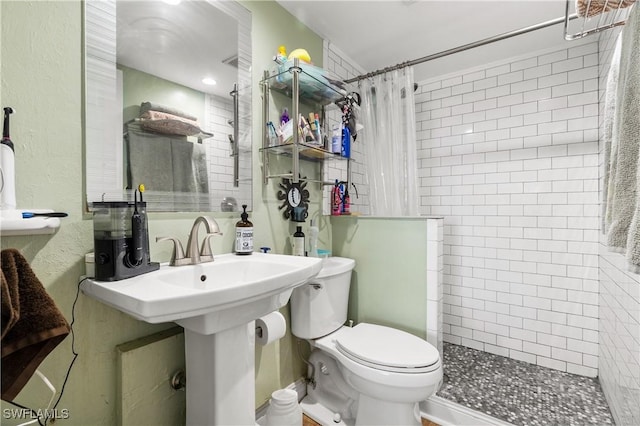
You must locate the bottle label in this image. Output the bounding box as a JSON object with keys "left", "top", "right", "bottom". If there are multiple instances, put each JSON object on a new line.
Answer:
{"left": 235, "top": 227, "right": 253, "bottom": 253}
{"left": 341, "top": 128, "right": 350, "bottom": 158}
{"left": 293, "top": 236, "right": 305, "bottom": 256}
{"left": 332, "top": 186, "right": 343, "bottom": 215}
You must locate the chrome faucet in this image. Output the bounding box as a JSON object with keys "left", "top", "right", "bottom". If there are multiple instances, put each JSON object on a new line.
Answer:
{"left": 185, "top": 216, "right": 222, "bottom": 264}
{"left": 157, "top": 216, "right": 223, "bottom": 266}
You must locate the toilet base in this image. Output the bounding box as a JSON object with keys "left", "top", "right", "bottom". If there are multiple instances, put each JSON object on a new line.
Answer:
{"left": 300, "top": 393, "right": 421, "bottom": 426}
{"left": 355, "top": 395, "right": 421, "bottom": 426}
{"left": 302, "top": 349, "right": 433, "bottom": 426}
{"left": 304, "top": 350, "right": 359, "bottom": 424}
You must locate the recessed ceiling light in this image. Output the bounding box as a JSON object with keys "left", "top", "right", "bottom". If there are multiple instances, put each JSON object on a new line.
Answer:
{"left": 163, "top": 0, "right": 181, "bottom": 5}
{"left": 202, "top": 77, "right": 217, "bottom": 86}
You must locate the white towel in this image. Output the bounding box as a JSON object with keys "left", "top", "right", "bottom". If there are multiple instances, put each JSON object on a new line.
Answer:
{"left": 602, "top": 34, "right": 622, "bottom": 233}
{"left": 605, "top": 5, "right": 640, "bottom": 272}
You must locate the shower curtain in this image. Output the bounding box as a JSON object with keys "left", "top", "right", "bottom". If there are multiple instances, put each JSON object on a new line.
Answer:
{"left": 359, "top": 67, "right": 420, "bottom": 216}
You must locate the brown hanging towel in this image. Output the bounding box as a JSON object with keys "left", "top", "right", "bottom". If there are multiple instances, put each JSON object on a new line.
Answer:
{"left": 1, "top": 248, "right": 70, "bottom": 401}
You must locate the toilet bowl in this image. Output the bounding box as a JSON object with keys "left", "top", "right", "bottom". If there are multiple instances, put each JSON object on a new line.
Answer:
{"left": 290, "top": 257, "right": 443, "bottom": 426}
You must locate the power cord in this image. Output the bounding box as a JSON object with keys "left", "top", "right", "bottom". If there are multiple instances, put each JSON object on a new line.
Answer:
{"left": 4, "top": 277, "right": 83, "bottom": 426}
{"left": 42, "top": 277, "right": 83, "bottom": 425}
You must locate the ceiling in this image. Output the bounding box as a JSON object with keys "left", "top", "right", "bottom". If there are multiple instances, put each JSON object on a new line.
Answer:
{"left": 117, "top": 1, "right": 238, "bottom": 98}
{"left": 116, "top": 0, "right": 598, "bottom": 96}
{"left": 276, "top": 0, "right": 591, "bottom": 83}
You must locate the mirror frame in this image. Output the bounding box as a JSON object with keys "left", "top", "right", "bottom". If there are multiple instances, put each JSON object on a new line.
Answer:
{"left": 84, "top": 0, "right": 252, "bottom": 212}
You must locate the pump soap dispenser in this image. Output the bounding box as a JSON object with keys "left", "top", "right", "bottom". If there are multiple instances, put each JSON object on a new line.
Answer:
{"left": 235, "top": 204, "right": 253, "bottom": 255}
{"left": 293, "top": 226, "right": 305, "bottom": 257}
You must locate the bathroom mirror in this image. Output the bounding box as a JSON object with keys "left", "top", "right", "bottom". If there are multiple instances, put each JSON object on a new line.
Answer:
{"left": 85, "top": 0, "right": 252, "bottom": 212}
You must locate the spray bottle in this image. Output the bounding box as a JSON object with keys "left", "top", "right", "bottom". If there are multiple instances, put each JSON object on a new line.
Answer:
{"left": 331, "top": 180, "right": 342, "bottom": 215}
{"left": 1, "top": 107, "right": 16, "bottom": 210}
{"left": 341, "top": 126, "right": 351, "bottom": 159}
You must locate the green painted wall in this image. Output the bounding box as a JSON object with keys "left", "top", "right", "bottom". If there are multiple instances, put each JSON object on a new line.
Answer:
{"left": 331, "top": 216, "right": 428, "bottom": 339}
{"left": 0, "top": 0, "right": 324, "bottom": 424}
{"left": 119, "top": 65, "right": 206, "bottom": 125}
{"left": 242, "top": 0, "right": 325, "bottom": 405}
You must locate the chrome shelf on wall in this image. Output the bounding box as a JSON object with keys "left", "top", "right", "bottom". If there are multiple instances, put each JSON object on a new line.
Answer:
{"left": 260, "top": 58, "right": 349, "bottom": 185}
{"left": 259, "top": 141, "right": 342, "bottom": 162}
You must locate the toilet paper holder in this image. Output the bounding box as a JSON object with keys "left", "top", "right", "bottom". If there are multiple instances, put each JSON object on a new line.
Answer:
{"left": 255, "top": 311, "right": 287, "bottom": 345}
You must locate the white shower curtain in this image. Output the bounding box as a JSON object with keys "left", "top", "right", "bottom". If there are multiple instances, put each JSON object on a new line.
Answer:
{"left": 359, "top": 67, "right": 420, "bottom": 216}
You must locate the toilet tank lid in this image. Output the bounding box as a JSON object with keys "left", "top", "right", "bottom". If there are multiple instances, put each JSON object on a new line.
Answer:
{"left": 316, "top": 257, "right": 356, "bottom": 279}
{"left": 336, "top": 323, "right": 440, "bottom": 370}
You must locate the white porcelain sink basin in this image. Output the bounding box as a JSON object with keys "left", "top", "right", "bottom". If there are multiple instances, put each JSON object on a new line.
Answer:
{"left": 82, "top": 252, "right": 322, "bottom": 334}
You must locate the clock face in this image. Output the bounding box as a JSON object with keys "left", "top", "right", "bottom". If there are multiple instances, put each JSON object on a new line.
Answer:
{"left": 277, "top": 177, "right": 310, "bottom": 221}
{"left": 287, "top": 187, "right": 301, "bottom": 207}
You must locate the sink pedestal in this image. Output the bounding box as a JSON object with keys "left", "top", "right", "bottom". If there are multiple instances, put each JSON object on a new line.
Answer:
{"left": 184, "top": 322, "right": 255, "bottom": 425}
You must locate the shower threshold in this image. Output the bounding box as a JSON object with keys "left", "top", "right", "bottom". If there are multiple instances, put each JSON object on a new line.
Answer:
{"left": 421, "top": 396, "right": 515, "bottom": 426}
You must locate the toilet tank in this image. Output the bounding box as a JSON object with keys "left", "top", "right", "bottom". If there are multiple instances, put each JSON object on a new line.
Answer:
{"left": 290, "top": 257, "right": 356, "bottom": 339}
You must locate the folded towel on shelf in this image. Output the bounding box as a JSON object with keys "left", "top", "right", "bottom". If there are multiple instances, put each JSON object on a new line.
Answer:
{"left": 138, "top": 110, "right": 205, "bottom": 137}
{"left": 139, "top": 101, "right": 197, "bottom": 121}
{"left": 605, "top": 5, "right": 640, "bottom": 272}
{"left": 575, "top": 0, "right": 636, "bottom": 18}
{"left": 1, "top": 249, "right": 70, "bottom": 401}
{"left": 139, "top": 110, "right": 199, "bottom": 125}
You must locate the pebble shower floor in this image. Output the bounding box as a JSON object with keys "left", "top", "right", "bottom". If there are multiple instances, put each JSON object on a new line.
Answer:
{"left": 436, "top": 343, "right": 614, "bottom": 425}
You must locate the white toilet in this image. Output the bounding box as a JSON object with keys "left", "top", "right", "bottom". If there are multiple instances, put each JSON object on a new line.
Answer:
{"left": 291, "top": 257, "right": 443, "bottom": 426}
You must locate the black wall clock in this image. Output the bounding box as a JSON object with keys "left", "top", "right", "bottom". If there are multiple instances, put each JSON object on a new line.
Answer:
{"left": 277, "top": 176, "right": 310, "bottom": 221}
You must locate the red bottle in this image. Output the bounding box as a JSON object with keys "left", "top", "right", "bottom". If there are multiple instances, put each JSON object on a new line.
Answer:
{"left": 342, "top": 189, "right": 351, "bottom": 215}
{"left": 331, "top": 182, "right": 342, "bottom": 215}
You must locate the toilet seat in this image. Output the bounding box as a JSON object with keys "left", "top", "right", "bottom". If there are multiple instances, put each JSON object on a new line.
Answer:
{"left": 335, "top": 323, "right": 440, "bottom": 373}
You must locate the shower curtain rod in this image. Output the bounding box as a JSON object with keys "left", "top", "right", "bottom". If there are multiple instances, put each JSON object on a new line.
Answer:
{"left": 344, "top": 13, "right": 579, "bottom": 84}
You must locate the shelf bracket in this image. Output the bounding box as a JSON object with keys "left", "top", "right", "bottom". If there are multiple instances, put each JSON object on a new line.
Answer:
{"left": 291, "top": 58, "right": 301, "bottom": 184}
{"left": 261, "top": 71, "right": 270, "bottom": 185}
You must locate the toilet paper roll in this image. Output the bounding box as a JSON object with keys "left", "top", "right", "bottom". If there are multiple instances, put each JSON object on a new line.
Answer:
{"left": 255, "top": 311, "right": 286, "bottom": 345}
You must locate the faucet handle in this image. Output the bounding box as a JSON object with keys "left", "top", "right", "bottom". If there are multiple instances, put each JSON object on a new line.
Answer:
{"left": 156, "top": 237, "right": 189, "bottom": 266}
{"left": 199, "top": 232, "right": 222, "bottom": 262}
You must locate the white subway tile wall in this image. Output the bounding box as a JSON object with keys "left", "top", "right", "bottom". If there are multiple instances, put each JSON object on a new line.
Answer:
{"left": 426, "top": 218, "right": 445, "bottom": 356}
{"left": 416, "top": 41, "right": 601, "bottom": 376}
{"left": 324, "top": 33, "right": 638, "bottom": 419}
{"left": 597, "top": 27, "right": 640, "bottom": 426}
{"left": 322, "top": 41, "right": 369, "bottom": 216}
{"left": 204, "top": 93, "right": 251, "bottom": 209}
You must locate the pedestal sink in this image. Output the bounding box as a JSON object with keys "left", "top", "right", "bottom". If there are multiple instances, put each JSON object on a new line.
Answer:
{"left": 82, "top": 253, "right": 322, "bottom": 425}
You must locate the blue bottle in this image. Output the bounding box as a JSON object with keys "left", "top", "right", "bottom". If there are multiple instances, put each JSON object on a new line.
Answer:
{"left": 341, "top": 126, "right": 351, "bottom": 158}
